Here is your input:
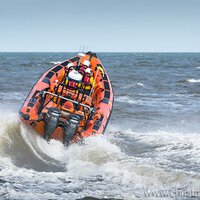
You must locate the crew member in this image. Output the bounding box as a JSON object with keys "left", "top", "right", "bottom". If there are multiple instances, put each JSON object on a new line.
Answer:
{"left": 82, "top": 68, "right": 95, "bottom": 94}
{"left": 76, "top": 60, "right": 90, "bottom": 75}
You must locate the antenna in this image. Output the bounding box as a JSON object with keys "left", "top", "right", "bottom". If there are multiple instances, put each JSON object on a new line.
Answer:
{"left": 82, "top": 45, "right": 85, "bottom": 52}
{"left": 79, "top": 45, "right": 82, "bottom": 53}
{"left": 85, "top": 46, "right": 88, "bottom": 52}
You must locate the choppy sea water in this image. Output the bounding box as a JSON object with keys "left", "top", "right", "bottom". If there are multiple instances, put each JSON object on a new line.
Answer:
{"left": 0, "top": 52, "right": 200, "bottom": 200}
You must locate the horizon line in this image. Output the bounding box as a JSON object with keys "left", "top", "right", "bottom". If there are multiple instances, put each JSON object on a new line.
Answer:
{"left": 1, "top": 51, "right": 200, "bottom": 53}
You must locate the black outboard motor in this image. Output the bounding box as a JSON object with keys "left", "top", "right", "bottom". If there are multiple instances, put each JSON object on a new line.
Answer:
{"left": 43, "top": 107, "right": 61, "bottom": 141}
{"left": 63, "top": 114, "right": 81, "bottom": 145}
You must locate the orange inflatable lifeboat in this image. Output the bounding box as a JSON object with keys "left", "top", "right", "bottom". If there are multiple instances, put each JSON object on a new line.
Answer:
{"left": 19, "top": 52, "right": 114, "bottom": 145}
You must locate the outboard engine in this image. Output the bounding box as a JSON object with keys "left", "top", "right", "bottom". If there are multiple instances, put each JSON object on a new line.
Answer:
{"left": 63, "top": 114, "right": 81, "bottom": 145}
{"left": 43, "top": 107, "right": 61, "bottom": 141}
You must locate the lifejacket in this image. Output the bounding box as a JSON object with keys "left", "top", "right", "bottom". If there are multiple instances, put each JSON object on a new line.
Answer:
{"left": 83, "top": 75, "right": 95, "bottom": 90}
{"left": 83, "top": 74, "right": 90, "bottom": 85}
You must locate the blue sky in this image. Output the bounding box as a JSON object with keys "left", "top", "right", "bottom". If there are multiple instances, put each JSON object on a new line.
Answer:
{"left": 0, "top": 0, "right": 200, "bottom": 52}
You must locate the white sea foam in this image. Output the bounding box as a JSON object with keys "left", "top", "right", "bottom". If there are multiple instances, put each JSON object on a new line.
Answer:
{"left": 121, "top": 82, "right": 145, "bottom": 89}
{"left": 50, "top": 61, "right": 61, "bottom": 65}
{"left": 109, "top": 125, "right": 200, "bottom": 172}
{"left": 1, "top": 108, "right": 200, "bottom": 199}
{"left": 136, "top": 82, "right": 144, "bottom": 87}
{"left": 187, "top": 79, "right": 200, "bottom": 83}
{"left": 36, "top": 135, "right": 123, "bottom": 175}
{"left": 115, "top": 96, "right": 141, "bottom": 105}
{"left": 0, "top": 108, "right": 19, "bottom": 137}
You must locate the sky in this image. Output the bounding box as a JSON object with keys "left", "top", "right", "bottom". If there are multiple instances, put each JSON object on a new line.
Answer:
{"left": 0, "top": 0, "right": 200, "bottom": 52}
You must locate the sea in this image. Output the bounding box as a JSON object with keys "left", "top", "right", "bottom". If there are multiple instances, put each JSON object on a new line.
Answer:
{"left": 0, "top": 52, "right": 200, "bottom": 200}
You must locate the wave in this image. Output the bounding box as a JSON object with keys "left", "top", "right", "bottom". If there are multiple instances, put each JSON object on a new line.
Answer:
{"left": 121, "top": 82, "right": 145, "bottom": 89}
{"left": 115, "top": 96, "right": 141, "bottom": 105}
{"left": 10, "top": 123, "right": 200, "bottom": 195}
{"left": 49, "top": 61, "right": 62, "bottom": 65}
{"left": 0, "top": 109, "right": 64, "bottom": 172}
{"left": 108, "top": 125, "right": 200, "bottom": 174}
{"left": 1, "top": 108, "right": 200, "bottom": 176}
{"left": 187, "top": 79, "right": 200, "bottom": 83}
{"left": 178, "top": 78, "right": 200, "bottom": 83}
{"left": 1, "top": 108, "right": 200, "bottom": 199}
